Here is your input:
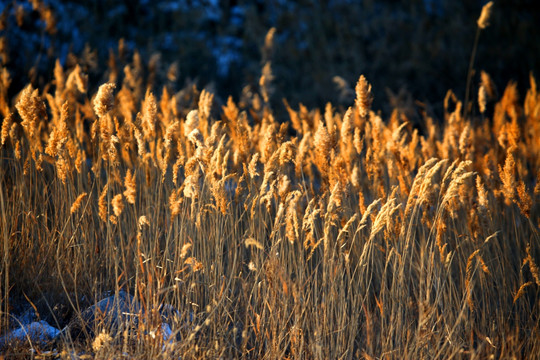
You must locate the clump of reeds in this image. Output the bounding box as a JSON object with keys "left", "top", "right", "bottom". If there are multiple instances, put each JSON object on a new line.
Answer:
{"left": 0, "top": 13, "right": 539, "bottom": 358}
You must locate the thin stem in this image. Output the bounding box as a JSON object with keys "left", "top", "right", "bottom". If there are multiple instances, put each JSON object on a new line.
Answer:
{"left": 464, "top": 28, "right": 481, "bottom": 119}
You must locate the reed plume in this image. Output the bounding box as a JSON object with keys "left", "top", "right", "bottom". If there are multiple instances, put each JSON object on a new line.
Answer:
{"left": 16, "top": 85, "right": 46, "bottom": 139}
{"left": 112, "top": 194, "right": 124, "bottom": 217}
{"left": 478, "top": 84, "right": 487, "bottom": 113}
{"left": 526, "top": 245, "right": 540, "bottom": 286}
{"left": 124, "top": 169, "right": 137, "bottom": 204}
{"left": 477, "top": 1, "right": 494, "bottom": 30}
{"left": 70, "top": 192, "right": 88, "bottom": 214}
{"left": 355, "top": 75, "right": 373, "bottom": 118}
{"left": 1, "top": 112, "right": 13, "bottom": 146}
{"left": 93, "top": 83, "right": 116, "bottom": 118}
{"left": 142, "top": 90, "right": 157, "bottom": 139}
{"left": 184, "top": 110, "right": 200, "bottom": 138}
{"left": 98, "top": 183, "right": 109, "bottom": 222}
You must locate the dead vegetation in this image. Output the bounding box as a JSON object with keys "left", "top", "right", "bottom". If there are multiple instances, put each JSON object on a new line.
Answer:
{"left": 0, "top": 4, "right": 539, "bottom": 359}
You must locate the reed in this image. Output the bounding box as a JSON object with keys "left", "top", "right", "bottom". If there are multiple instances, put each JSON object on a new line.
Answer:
{"left": 0, "top": 5, "right": 538, "bottom": 358}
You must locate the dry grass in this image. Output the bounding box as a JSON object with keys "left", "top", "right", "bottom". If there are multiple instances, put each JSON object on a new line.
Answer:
{"left": 0, "top": 26, "right": 539, "bottom": 360}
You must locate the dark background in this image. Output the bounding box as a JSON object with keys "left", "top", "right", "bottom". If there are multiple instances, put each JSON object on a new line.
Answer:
{"left": 1, "top": 0, "right": 538, "bottom": 117}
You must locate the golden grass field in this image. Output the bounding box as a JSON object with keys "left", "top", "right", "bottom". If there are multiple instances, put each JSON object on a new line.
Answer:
{"left": 1, "top": 2, "right": 539, "bottom": 359}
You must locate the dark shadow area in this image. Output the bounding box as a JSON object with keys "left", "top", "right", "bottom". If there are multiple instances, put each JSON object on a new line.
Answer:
{"left": 1, "top": 0, "right": 538, "bottom": 115}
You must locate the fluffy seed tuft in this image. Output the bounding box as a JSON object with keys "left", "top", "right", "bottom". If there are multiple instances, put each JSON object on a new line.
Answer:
{"left": 93, "top": 83, "right": 116, "bottom": 118}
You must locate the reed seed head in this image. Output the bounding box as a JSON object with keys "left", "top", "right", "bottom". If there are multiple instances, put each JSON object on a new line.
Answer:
{"left": 355, "top": 75, "right": 373, "bottom": 118}
{"left": 477, "top": 1, "right": 494, "bottom": 30}
{"left": 94, "top": 83, "right": 116, "bottom": 118}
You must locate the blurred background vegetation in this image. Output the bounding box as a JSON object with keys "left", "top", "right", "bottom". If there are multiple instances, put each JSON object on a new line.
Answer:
{"left": 1, "top": 0, "right": 538, "bottom": 116}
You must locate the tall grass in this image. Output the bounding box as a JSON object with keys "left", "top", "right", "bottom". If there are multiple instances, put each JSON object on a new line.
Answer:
{"left": 0, "top": 28, "right": 539, "bottom": 360}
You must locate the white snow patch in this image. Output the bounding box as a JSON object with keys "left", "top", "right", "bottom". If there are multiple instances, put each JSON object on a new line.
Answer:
{"left": 0, "top": 320, "right": 60, "bottom": 347}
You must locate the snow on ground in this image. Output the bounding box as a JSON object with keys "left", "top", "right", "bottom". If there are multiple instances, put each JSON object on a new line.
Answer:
{"left": 1, "top": 291, "right": 187, "bottom": 351}
{"left": 0, "top": 320, "right": 60, "bottom": 348}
